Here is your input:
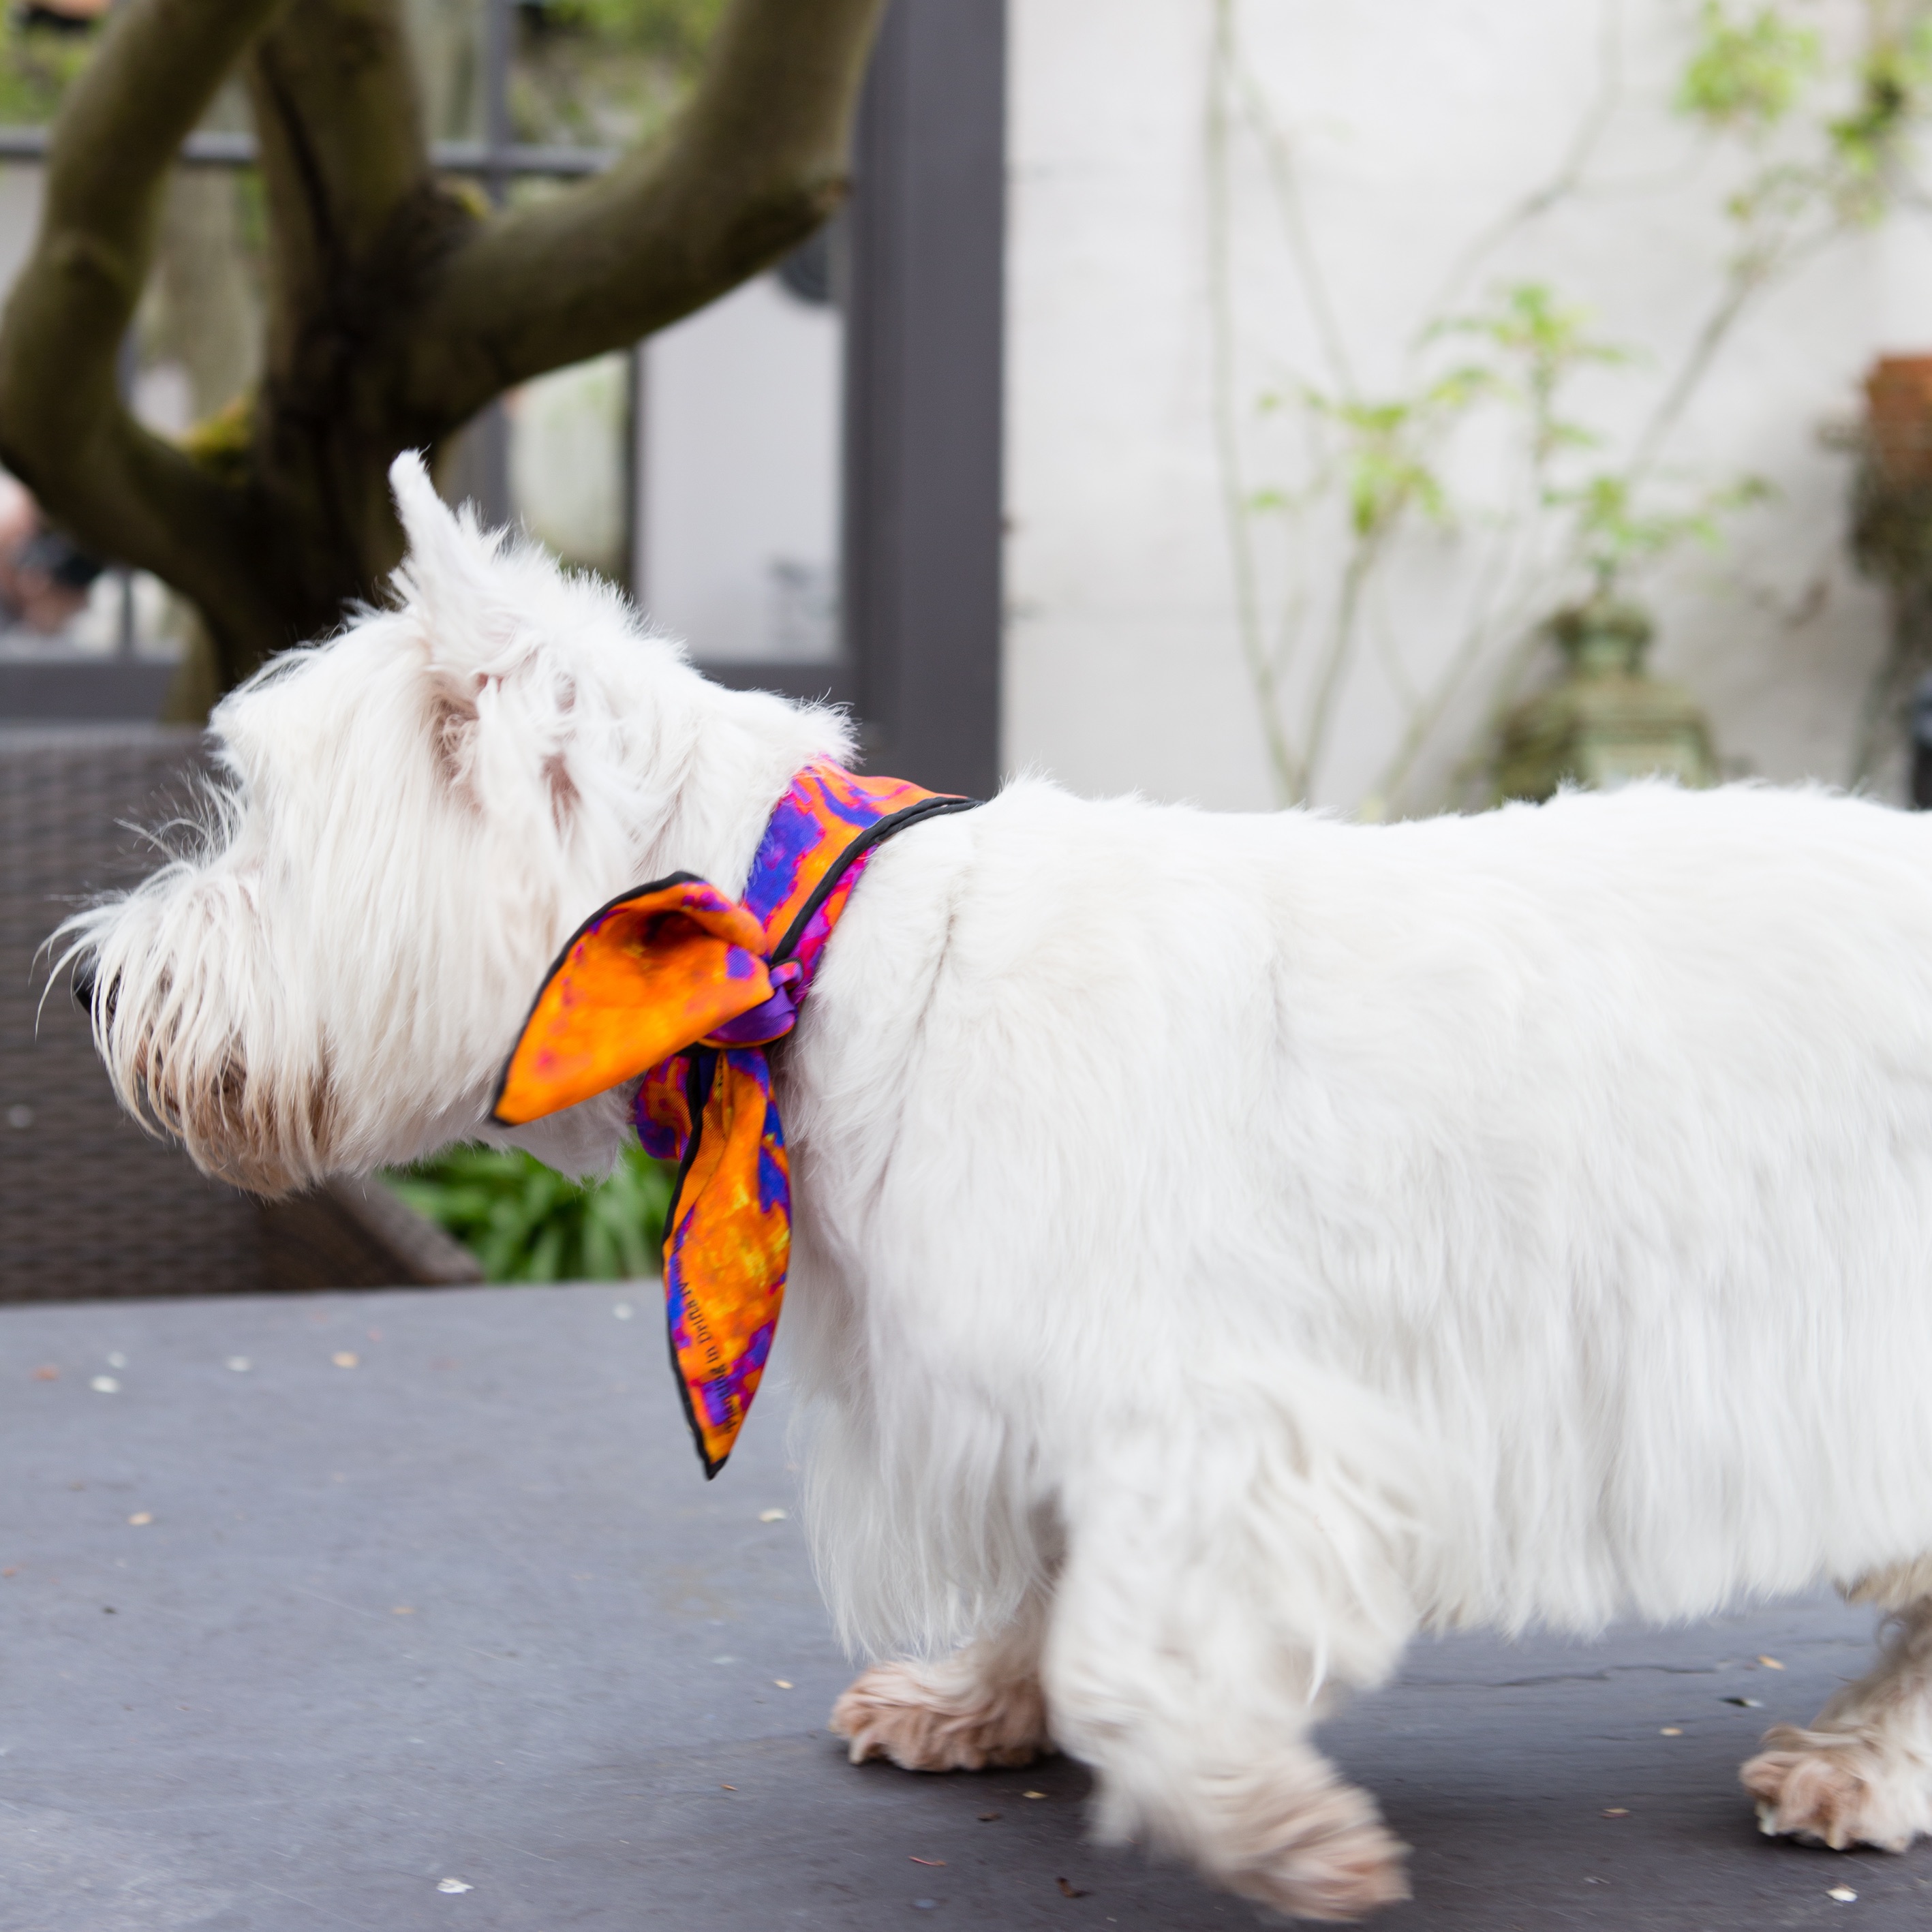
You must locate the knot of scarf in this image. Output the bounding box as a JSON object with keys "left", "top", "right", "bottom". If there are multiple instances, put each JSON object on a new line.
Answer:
{"left": 490, "top": 762, "right": 977, "bottom": 1474}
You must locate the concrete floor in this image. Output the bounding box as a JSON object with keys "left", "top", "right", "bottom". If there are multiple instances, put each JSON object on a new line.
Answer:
{"left": 2, "top": 1283, "right": 1926, "bottom": 1931}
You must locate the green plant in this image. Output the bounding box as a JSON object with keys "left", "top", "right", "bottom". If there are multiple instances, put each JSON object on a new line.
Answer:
{"left": 1561, "top": 470, "right": 1774, "bottom": 598}
{"left": 0, "top": 10, "right": 97, "bottom": 124}
{"left": 1208, "top": 0, "right": 1932, "bottom": 816}
{"left": 1435, "top": 282, "right": 1627, "bottom": 470}
{"left": 1676, "top": 2, "right": 1821, "bottom": 131}
{"left": 388, "top": 1143, "right": 676, "bottom": 1283}
{"left": 1242, "top": 367, "right": 1496, "bottom": 801}
{"left": 537, "top": 0, "right": 728, "bottom": 62}
{"left": 1229, "top": 264, "right": 1767, "bottom": 811}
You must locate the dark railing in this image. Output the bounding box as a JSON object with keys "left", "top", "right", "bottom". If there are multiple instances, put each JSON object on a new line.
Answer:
{"left": 0, "top": 125, "right": 612, "bottom": 176}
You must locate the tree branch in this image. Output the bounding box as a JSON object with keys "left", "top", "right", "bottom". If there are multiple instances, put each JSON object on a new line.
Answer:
{"left": 245, "top": 0, "right": 433, "bottom": 396}
{"left": 0, "top": 0, "right": 292, "bottom": 669}
{"left": 401, "top": 0, "right": 889, "bottom": 430}
{"left": 239, "top": 0, "right": 454, "bottom": 629}
{"left": 0, "top": 0, "right": 893, "bottom": 688}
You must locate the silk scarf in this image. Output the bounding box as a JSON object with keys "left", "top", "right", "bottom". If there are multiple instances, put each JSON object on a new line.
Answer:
{"left": 490, "top": 762, "right": 978, "bottom": 1475}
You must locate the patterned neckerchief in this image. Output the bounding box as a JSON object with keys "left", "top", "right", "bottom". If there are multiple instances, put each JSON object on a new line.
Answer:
{"left": 491, "top": 762, "right": 979, "bottom": 1474}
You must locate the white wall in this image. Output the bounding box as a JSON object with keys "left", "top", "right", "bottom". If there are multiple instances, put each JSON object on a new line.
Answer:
{"left": 1005, "top": 0, "right": 1932, "bottom": 812}
{"left": 508, "top": 352, "right": 630, "bottom": 581}
{"left": 0, "top": 166, "right": 40, "bottom": 292}
{"left": 641, "top": 273, "right": 842, "bottom": 663}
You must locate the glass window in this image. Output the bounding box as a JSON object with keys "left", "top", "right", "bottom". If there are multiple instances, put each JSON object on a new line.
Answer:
{"left": 508, "top": 350, "right": 634, "bottom": 583}
{"left": 640, "top": 236, "right": 842, "bottom": 663}
{"left": 405, "top": 0, "right": 488, "bottom": 145}
{"left": 0, "top": 0, "right": 844, "bottom": 693}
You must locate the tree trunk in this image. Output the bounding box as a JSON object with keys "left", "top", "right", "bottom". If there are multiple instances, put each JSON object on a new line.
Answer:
{"left": 0, "top": 0, "right": 889, "bottom": 695}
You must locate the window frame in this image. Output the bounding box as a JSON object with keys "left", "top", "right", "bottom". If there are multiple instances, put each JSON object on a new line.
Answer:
{"left": 0, "top": 0, "right": 1009, "bottom": 799}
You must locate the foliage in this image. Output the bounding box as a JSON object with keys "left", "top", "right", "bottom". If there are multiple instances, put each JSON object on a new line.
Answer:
{"left": 1677, "top": 3, "right": 1821, "bottom": 131}
{"left": 1231, "top": 268, "right": 1767, "bottom": 808}
{"left": 1436, "top": 281, "right": 1627, "bottom": 467}
{"left": 1822, "top": 10, "right": 1932, "bottom": 216}
{"left": 534, "top": 0, "right": 727, "bottom": 65}
{"left": 1561, "top": 470, "right": 1773, "bottom": 597}
{"left": 0, "top": 9, "right": 95, "bottom": 124}
{"left": 1281, "top": 375, "right": 1488, "bottom": 540}
{"left": 387, "top": 1142, "right": 676, "bottom": 1284}
{"left": 1680, "top": 1, "right": 1932, "bottom": 237}
{"left": 514, "top": 0, "right": 726, "bottom": 147}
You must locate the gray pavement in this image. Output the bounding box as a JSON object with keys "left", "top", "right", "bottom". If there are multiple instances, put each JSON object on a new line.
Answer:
{"left": 1, "top": 1282, "right": 1927, "bottom": 1931}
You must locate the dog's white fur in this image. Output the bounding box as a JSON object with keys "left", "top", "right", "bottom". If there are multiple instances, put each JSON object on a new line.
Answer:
{"left": 57, "top": 456, "right": 1932, "bottom": 1918}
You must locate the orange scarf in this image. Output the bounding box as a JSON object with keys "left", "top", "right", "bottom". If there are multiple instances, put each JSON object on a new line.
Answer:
{"left": 491, "top": 763, "right": 977, "bottom": 1473}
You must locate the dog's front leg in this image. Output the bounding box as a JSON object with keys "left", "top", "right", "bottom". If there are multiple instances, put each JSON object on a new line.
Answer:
{"left": 1744, "top": 1571, "right": 1932, "bottom": 1852}
{"left": 829, "top": 1591, "right": 1054, "bottom": 1770}
{"left": 1038, "top": 1445, "right": 1416, "bottom": 1923}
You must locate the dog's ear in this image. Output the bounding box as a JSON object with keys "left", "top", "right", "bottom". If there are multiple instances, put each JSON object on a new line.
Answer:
{"left": 386, "top": 450, "right": 579, "bottom": 813}
{"left": 389, "top": 451, "right": 492, "bottom": 632}
{"left": 387, "top": 453, "right": 499, "bottom": 792}
{"left": 386, "top": 450, "right": 526, "bottom": 675}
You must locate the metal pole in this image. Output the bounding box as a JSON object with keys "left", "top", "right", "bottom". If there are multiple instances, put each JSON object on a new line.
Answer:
{"left": 842, "top": 0, "right": 1007, "bottom": 797}
{"left": 623, "top": 344, "right": 645, "bottom": 604}
{"left": 474, "top": 0, "right": 514, "bottom": 526}
{"left": 483, "top": 0, "right": 512, "bottom": 211}
{"left": 113, "top": 332, "right": 138, "bottom": 660}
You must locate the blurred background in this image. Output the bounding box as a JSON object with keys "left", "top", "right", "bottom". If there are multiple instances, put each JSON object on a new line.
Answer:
{"left": 1, "top": 0, "right": 984, "bottom": 1299}
{"left": 1007, "top": 1, "right": 1932, "bottom": 816}
{"left": 12, "top": 2, "right": 1932, "bottom": 810}
{"left": 12, "top": 0, "right": 1932, "bottom": 1294}
{"left": 0, "top": 0, "right": 844, "bottom": 711}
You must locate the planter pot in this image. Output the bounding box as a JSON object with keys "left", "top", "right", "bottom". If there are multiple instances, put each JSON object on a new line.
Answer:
{"left": 1865, "top": 356, "right": 1932, "bottom": 491}
{"left": 1492, "top": 600, "right": 1719, "bottom": 806}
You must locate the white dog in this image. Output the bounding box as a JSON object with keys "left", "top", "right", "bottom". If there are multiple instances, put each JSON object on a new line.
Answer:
{"left": 59, "top": 455, "right": 1932, "bottom": 1920}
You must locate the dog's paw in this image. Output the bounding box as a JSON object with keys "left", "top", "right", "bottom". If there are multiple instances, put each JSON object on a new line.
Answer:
{"left": 1225, "top": 1779, "right": 1411, "bottom": 1924}
{"left": 829, "top": 1659, "right": 1052, "bottom": 1772}
{"left": 1743, "top": 1723, "right": 1931, "bottom": 1854}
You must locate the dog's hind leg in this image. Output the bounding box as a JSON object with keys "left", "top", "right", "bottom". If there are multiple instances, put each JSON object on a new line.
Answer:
{"left": 1038, "top": 1435, "right": 1418, "bottom": 1923}
{"left": 829, "top": 1592, "right": 1054, "bottom": 1770}
{"left": 1743, "top": 1570, "right": 1932, "bottom": 1853}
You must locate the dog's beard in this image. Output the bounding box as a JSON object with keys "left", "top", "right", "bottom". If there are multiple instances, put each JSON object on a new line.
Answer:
{"left": 57, "top": 804, "right": 553, "bottom": 1197}
{"left": 47, "top": 450, "right": 856, "bottom": 1197}
{"left": 62, "top": 870, "right": 350, "bottom": 1196}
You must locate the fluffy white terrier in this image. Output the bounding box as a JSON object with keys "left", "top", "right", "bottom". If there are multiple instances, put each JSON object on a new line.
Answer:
{"left": 59, "top": 456, "right": 1932, "bottom": 1920}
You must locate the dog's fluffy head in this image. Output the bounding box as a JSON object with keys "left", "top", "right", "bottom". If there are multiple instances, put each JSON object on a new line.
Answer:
{"left": 57, "top": 454, "right": 848, "bottom": 1194}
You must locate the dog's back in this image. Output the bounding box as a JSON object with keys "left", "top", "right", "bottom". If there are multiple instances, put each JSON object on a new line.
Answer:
{"left": 790, "top": 775, "right": 1932, "bottom": 1649}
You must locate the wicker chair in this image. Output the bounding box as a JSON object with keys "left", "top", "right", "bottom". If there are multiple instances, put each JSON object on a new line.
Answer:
{"left": 0, "top": 725, "right": 479, "bottom": 1301}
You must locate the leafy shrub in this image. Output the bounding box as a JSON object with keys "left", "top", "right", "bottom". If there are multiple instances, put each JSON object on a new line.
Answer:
{"left": 387, "top": 1144, "right": 675, "bottom": 1284}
